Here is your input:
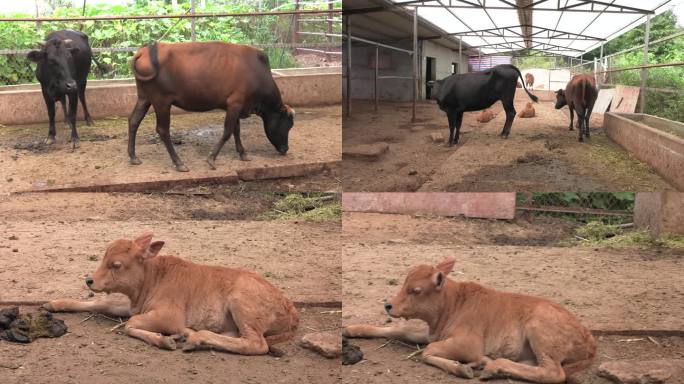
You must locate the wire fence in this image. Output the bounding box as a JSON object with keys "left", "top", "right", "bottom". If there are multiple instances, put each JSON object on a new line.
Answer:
{"left": 516, "top": 192, "right": 635, "bottom": 224}
{"left": 0, "top": 0, "right": 342, "bottom": 86}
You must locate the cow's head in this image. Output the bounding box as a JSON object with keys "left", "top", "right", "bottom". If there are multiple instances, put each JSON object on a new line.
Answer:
{"left": 262, "top": 104, "right": 295, "bottom": 155}
{"left": 384, "top": 258, "right": 455, "bottom": 321}
{"left": 85, "top": 232, "right": 164, "bottom": 296}
{"left": 27, "top": 38, "right": 79, "bottom": 94}
{"left": 554, "top": 89, "right": 567, "bottom": 109}
{"left": 427, "top": 80, "right": 443, "bottom": 101}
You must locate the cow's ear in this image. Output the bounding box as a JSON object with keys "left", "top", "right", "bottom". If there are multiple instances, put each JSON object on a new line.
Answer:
{"left": 432, "top": 271, "right": 446, "bottom": 291}
{"left": 435, "top": 258, "right": 455, "bottom": 274}
{"left": 27, "top": 50, "right": 45, "bottom": 62}
{"left": 143, "top": 241, "right": 164, "bottom": 259}
{"left": 134, "top": 232, "right": 154, "bottom": 250}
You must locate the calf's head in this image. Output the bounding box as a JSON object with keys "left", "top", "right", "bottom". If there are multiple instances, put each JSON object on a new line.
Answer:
{"left": 554, "top": 89, "right": 567, "bottom": 109}
{"left": 262, "top": 104, "right": 295, "bottom": 155}
{"left": 86, "top": 232, "right": 164, "bottom": 296}
{"left": 27, "top": 38, "right": 79, "bottom": 94}
{"left": 384, "top": 258, "right": 456, "bottom": 321}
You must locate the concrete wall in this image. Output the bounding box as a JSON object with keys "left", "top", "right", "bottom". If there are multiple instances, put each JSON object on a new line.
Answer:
{"left": 0, "top": 71, "right": 341, "bottom": 125}
{"left": 634, "top": 192, "right": 684, "bottom": 236}
{"left": 342, "top": 192, "right": 516, "bottom": 219}
{"left": 421, "top": 40, "right": 468, "bottom": 100}
{"left": 604, "top": 113, "right": 684, "bottom": 191}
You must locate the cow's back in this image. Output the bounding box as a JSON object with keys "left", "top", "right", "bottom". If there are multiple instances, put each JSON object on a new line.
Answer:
{"left": 565, "top": 74, "right": 597, "bottom": 108}
{"left": 133, "top": 42, "right": 280, "bottom": 113}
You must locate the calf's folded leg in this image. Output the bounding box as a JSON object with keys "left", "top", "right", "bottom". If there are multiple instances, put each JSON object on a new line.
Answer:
{"left": 125, "top": 310, "right": 185, "bottom": 351}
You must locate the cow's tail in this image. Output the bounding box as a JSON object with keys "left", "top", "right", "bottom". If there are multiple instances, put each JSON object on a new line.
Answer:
{"left": 512, "top": 65, "right": 539, "bottom": 103}
{"left": 132, "top": 41, "right": 159, "bottom": 82}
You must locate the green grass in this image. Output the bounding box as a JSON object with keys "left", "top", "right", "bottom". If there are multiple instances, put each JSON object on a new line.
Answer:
{"left": 259, "top": 193, "right": 341, "bottom": 222}
{"left": 562, "top": 221, "right": 684, "bottom": 248}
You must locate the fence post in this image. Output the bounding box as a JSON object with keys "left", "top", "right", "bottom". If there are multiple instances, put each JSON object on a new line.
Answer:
{"left": 190, "top": 0, "right": 196, "bottom": 41}
{"left": 293, "top": 0, "right": 300, "bottom": 47}
{"left": 412, "top": 7, "right": 417, "bottom": 123}
{"left": 345, "top": 16, "right": 352, "bottom": 117}
{"left": 374, "top": 45, "right": 378, "bottom": 112}
{"left": 640, "top": 14, "right": 651, "bottom": 114}
{"left": 458, "top": 38, "right": 461, "bottom": 74}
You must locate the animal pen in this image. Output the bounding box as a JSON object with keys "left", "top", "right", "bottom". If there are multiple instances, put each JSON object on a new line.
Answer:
{"left": 342, "top": 0, "right": 684, "bottom": 192}
{"left": 0, "top": 0, "right": 343, "bottom": 193}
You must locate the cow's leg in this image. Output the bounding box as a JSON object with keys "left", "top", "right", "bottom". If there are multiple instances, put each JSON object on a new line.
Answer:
{"left": 67, "top": 92, "right": 80, "bottom": 150}
{"left": 124, "top": 310, "right": 185, "bottom": 351}
{"left": 501, "top": 100, "right": 516, "bottom": 138}
{"left": 585, "top": 103, "right": 594, "bottom": 139}
{"left": 43, "top": 295, "right": 131, "bottom": 317}
{"left": 207, "top": 103, "right": 244, "bottom": 169}
{"left": 154, "top": 103, "right": 188, "bottom": 172}
{"left": 181, "top": 326, "right": 269, "bottom": 355}
{"left": 447, "top": 110, "right": 463, "bottom": 146}
{"left": 42, "top": 90, "right": 57, "bottom": 145}
{"left": 480, "top": 357, "right": 565, "bottom": 383}
{"left": 421, "top": 336, "right": 486, "bottom": 379}
{"left": 568, "top": 105, "right": 575, "bottom": 131}
{"left": 127, "top": 98, "right": 151, "bottom": 165}
{"left": 58, "top": 95, "right": 68, "bottom": 131}
{"left": 344, "top": 322, "right": 429, "bottom": 345}
{"left": 233, "top": 120, "right": 249, "bottom": 161}
{"left": 78, "top": 81, "right": 94, "bottom": 126}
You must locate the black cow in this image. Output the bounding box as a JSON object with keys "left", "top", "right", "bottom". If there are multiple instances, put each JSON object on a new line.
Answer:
{"left": 27, "top": 29, "right": 93, "bottom": 148}
{"left": 429, "top": 64, "right": 538, "bottom": 146}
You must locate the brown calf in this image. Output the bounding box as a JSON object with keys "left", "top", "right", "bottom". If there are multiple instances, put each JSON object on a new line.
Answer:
{"left": 44, "top": 232, "right": 299, "bottom": 355}
{"left": 344, "top": 259, "right": 595, "bottom": 383}
{"left": 555, "top": 74, "right": 598, "bottom": 142}
{"left": 476, "top": 108, "right": 495, "bottom": 123}
{"left": 518, "top": 102, "right": 536, "bottom": 118}
{"left": 525, "top": 73, "right": 534, "bottom": 88}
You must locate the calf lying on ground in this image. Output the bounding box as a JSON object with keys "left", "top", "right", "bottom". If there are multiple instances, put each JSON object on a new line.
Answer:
{"left": 344, "top": 259, "right": 595, "bottom": 383}
{"left": 44, "top": 232, "right": 299, "bottom": 355}
{"left": 518, "top": 102, "right": 536, "bottom": 118}
{"left": 476, "top": 109, "right": 495, "bottom": 123}
{"left": 555, "top": 74, "right": 598, "bottom": 142}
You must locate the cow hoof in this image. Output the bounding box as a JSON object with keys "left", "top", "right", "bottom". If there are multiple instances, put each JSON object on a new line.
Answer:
{"left": 130, "top": 157, "right": 142, "bottom": 165}
{"left": 44, "top": 137, "right": 56, "bottom": 145}
{"left": 71, "top": 140, "right": 80, "bottom": 150}
{"left": 175, "top": 164, "right": 190, "bottom": 172}
{"left": 86, "top": 118, "right": 94, "bottom": 126}
{"left": 569, "top": 127, "right": 574, "bottom": 131}
{"left": 206, "top": 158, "right": 217, "bottom": 170}
{"left": 456, "top": 364, "right": 474, "bottom": 379}
{"left": 578, "top": 137, "right": 584, "bottom": 143}
{"left": 41, "top": 302, "right": 55, "bottom": 312}
{"left": 239, "top": 153, "right": 251, "bottom": 162}
{"left": 159, "top": 336, "right": 177, "bottom": 350}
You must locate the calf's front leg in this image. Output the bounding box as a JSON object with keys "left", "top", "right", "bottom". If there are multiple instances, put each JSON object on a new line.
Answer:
{"left": 44, "top": 295, "right": 132, "bottom": 317}
{"left": 343, "top": 322, "right": 430, "bottom": 345}
{"left": 125, "top": 310, "right": 185, "bottom": 351}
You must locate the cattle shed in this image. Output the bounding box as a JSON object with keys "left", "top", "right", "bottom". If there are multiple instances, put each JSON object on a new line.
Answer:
{"left": 343, "top": 0, "right": 476, "bottom": 119}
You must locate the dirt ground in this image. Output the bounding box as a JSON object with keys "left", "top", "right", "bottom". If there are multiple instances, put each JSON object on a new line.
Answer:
{"left": 0, "top": 306, "right": 341, "bottom": 384}
{"left": 0, "top": 105, "right": 341, "bottom": 193}
{"left": 341, "top": 213, "right": 684, "bottom": 383}
{"left": 342, "top": 99, "right": 674, "bottom": 192}
{"left": 0, "top": 193, "right": 341, "bottom": 305}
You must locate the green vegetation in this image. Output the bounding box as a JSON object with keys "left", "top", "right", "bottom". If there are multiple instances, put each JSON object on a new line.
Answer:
{"left": 260, "top": 193, "right": 341, "bottom": 221}
{"left": 565, "top": 221, "right": 684, "bottom": 249}
{"left": 0, "top": 0, "right": 341, "bottom": 84}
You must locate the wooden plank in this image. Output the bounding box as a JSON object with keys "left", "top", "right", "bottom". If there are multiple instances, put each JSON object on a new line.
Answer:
{"left": 593, "top": 88, "right": 615, "bottom": 114}
{"left": 517, "top": 205, "right": 632, "bottom": 216}
{"left": 611, "top": 85, "right": 641, "bottom": 113}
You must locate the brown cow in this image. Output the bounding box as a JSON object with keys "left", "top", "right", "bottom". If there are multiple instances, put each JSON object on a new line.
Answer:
{"left": 476, "top": 108, "right": 495, "bottom": 123}
{"left": 344, "top": 259, "right": 596, "bottom": 383}
{"left": 518, "top": 102, "right": 536, "bottom": 118}
{"left": 128, "top": 42, "right": 295, "bottom": 172}
{"left": 555, "top": 74, "right": 598, "bottom": 142}
{"left": 44, "top": 232, "right": 299, "bottom": 355}
{"left": 525, "top": 72, "right": 534, "bottom": 88}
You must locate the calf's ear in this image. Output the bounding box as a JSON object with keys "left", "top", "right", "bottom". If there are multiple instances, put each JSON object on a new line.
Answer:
{"left": 432, "top": 271, "right": 446, "bottom": 291}
{"left": 27, "top": 50, "right": 45, "bottom": 62}
{"left": 143, "top": 241, "right": 164, "bottom": 259}
{"left": 134, "top": 231, "right": 154, "bottom": 250}
{"left": 435, "top": 258, "right": 455, "bottom": 274}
